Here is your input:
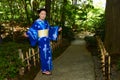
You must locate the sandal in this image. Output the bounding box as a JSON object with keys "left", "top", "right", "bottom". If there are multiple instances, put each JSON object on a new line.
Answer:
{"left": 42, "top": 71, "right": 52, "bottom": 75}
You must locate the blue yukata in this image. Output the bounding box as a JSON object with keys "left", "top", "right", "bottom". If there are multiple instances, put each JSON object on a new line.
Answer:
{"left": 26, "top": 19, "right": 59, "bottom": 72}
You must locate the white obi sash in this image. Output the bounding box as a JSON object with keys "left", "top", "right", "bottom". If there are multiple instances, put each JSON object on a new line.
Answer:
{"left": 38, "top": 29, "right": 48, "bottom": 38}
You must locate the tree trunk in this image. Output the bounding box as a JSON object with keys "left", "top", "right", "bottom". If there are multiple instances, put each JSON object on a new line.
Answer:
{"left": 105, "top": 0, "right": 120, "bottom": 54}
{"left": 45, "top": 0, "right": 51, "bottom": 23}
{"left": 60, "top": 0, "right": 67, "bottom": 27}
{"left": 51, "top": 0, "right": 55, "bottom": 25}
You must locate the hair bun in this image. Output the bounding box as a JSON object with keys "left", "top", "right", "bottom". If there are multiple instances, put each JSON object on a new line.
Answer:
{"left": 37, "top": 8, "right": 47, "bottom": 13}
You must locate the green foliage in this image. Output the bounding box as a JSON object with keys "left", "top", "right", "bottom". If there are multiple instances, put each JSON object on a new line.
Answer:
{"left": 0, "top": 0, "right": 105, "bottom": 32}
{"left": 50, "top": 0, "right": 105, "bottom": 34}
{"left": 0, "top": 0, "right": 105, "bottom": 41}
{"left": 0, "top": 42, "right": 30, "bottom": 79}
{"left": 0, "top": 0, "right": 43, "bottom": 25}
{"left": 94, "top": 15, "right": 105, "bottom": 41}
{"left": 79, "top": 8, "right": 105, "bottom": 31}
{"left": 62, "top": 26, "right": 75, "bottom": 41}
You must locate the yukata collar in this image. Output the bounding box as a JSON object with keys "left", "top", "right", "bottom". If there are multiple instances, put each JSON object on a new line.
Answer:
{"left": 38, "top": 19, "right": 45, "bottom": 22}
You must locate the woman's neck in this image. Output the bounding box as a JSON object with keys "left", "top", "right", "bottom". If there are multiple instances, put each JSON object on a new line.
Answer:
{"left": 39, "top": 18, "right": 45, "bottom": 21}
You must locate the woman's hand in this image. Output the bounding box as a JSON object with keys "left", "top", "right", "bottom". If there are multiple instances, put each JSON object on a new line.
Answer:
{"left": 58, "top": 27, "right": 62, "bottom": 31}
{"left": 23, "top": 32, "right": 28, "bottom": 37}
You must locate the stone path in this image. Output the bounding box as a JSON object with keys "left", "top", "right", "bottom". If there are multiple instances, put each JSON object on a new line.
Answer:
{"left": 34, "top": 38, "right": 95, "bottom": 80}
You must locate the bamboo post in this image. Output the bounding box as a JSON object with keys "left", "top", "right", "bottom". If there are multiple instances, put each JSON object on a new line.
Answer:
{"left": 18, "top": 49, "right": 25, "bottom": 75}
{"left": 108, "top": 56, "right": 111, "bottom": 80}
{"left": 26, "top": 52, "right": 30, "bottom": 70}
{"left": 98, "top": 39, "right": 105, "bottom": 72}
{"left": 18, "top": 49, "right": 24, "bottom": 62}
{"left": 32, "top": 48, "right": 36, "bottom": 66}
{"left": 96, "top": 36, "right": 110, "bottom": 78}
{"left": 59, "top": 34, "right": 62, "bottom": 46}
{"left": 51, "top": 42, "right": 53, "bottom": 50}
{"left": 37, "top": 48, "right": 40, "bottom": 62}
{"left": 101, "top": 44, "right": 105, "bottom": 75}
{"left": 52, "top": 42, "right": 55, "bottom": 51}
{"left": 54, "top": 42, "right": 56, "bottom": 50}
{"left": 59, "top": 32, "right": 62, "bottom": 45}
{"left": 105, "top": 55, "right": 109, "bottom": 80}
{"left": 53, "top": 42, "right": 55, "bottom": 50}
{"left": 29, "top": 48, "right": 32, "bottom": 60}
{"left": 102, "top": 49, "right": 107, "bottom": 76}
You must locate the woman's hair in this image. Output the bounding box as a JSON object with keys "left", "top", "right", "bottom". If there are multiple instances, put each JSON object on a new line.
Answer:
{"left": 37, "top": 8, "right": 47, "bottom": 13}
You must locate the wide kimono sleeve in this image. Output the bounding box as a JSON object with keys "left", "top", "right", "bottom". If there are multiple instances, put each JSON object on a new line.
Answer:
{"left": 26, "top": 22, "right": 38, "bottom": 47}
{"left": 49, "top": 26, "right": 59, "bottom": 41}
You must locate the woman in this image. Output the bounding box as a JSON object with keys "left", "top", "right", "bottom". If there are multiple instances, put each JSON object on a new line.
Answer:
{"left": 24, "top": 8, "right": 62, "bottom": 75}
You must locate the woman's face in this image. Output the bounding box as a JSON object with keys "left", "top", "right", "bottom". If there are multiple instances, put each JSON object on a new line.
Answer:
{"left": 39, "top": 11, "right": 46, "bottom": 20}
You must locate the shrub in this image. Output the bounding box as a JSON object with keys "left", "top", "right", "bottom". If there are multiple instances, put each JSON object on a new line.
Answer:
{"left": 84, "top": 36, "right": 97, "bottom": 46}
{"left": 94, "top": 14, "right": 105, "bottom": 41}
{"left": 118, "top": 59, "right": 120, "bottom": 70}
{"left": 62, "top": 27, "right": 75, "bottom": 41}
{"left": 0, "top": 42, "right": 30, "bottom": 79}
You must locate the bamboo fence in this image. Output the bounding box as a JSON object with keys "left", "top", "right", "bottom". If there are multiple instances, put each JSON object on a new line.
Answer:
{"left": 96, "top": 36, "right": 111, "bottom": 80}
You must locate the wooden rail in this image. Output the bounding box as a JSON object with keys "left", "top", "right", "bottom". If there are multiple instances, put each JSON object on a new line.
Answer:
{"left": 96, "top": 36, "right": 111, "bottom": 80}
{"left": 18, "top": 34, "right": 62, "bottom": 75}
